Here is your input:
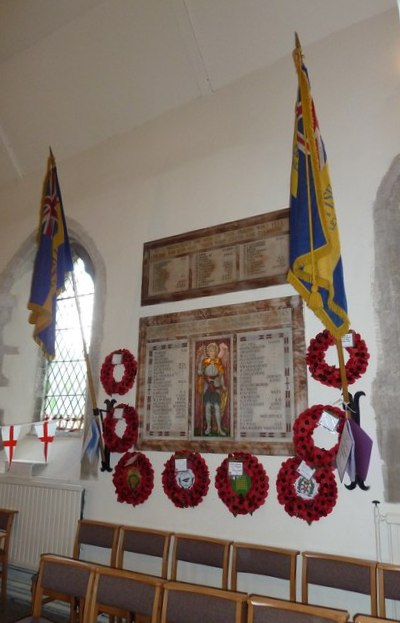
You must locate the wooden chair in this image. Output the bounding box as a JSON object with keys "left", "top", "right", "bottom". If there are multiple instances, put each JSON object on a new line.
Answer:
{"left": 354, "top": 615, "right": 399, "bottom": 623}
{"left": 376, "top": 561, "right": 400, "bottom": 617}
{"left": 73, "top": 518, "right": 121, "bottom": 566}
{"left": 231, "top": 542, "right": 299, "bottom": 600}
{"left": 160, "top": 580, "right": 246, "bottom": 623}
{"left": 247, "top": 594, "right": 349, "bottom": 623}
{"left": 117, "top": 525, "right": 172, "bottom": 578}
{"left": 0, "top": 507, "right": 18, "bottom": 603}
{"left": 302, "top": 551, "right": 377, "bottom": 615}
{"left": 86, "top": 565, "right": 165, "bottom": 623}
{"left": 35, "top": 518, "right": 121, "bottom": 619}
{"left": 170, "top": 533, "right": 231, "bottom": 589}
{"left": 15, "top": 554, "right": 96, "bottom": 623}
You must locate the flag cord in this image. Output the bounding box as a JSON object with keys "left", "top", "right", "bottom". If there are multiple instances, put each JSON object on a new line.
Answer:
{"left": 336, "top": 338, "right": 350, "bottom": 412}
{"left": 304, "top": 139, "right": 317, "bottom": 285}
{"left": 71, "top": 271, "right": 106, "bottom": 462}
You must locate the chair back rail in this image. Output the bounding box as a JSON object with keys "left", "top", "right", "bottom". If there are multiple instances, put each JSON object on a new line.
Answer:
{"left": 117, "top": 526, "right": 172, "bottom": 578}
{"left": 32, "top": 554, "right": 96, "bottom": 623}
{"left": 248, "top": 594, "right": 349, "bottom": 623}
{"left": 302, "top": 551, "right": 377, "bottom": 615}
{"left": 160, "top": 580, "right": 246, "bottom": 623}
{"left": 88, "top": 566, "right": 164, "bottom": 623}
{"left": 231, "top": 542, "right": 299, "bottom": 600}
{"left": 0, "top": 508, "right": 18, "bottom": 602}
{"left": 73, "top": 518, "right": 121, "bottom": 566}
{"left": 170, "top": 533, "right": 231, "bottom": 589}
{"left": 376, "top": 561, "right": 400, "bottom": 617}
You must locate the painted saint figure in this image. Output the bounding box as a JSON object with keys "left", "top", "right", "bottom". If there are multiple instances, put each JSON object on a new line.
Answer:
{"left": 197, "top": 342, "right": 228, "bottom": 436}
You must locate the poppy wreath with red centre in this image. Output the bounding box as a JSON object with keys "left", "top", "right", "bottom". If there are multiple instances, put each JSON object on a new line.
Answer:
{"left": 215, "top": 452, "right": 269, "bottom": 517}
{"left": 292, "top": 404, "right": 346, "bottom": 468}
{"left": 162, "top": 450, "right": 210, "bottom": 508}
{"left": 100, "top": 348, "right": 138, "bottom": 395}
{"left": 113, "top": 451, "right": 154, "bottom": 506}
{"left": 306, "top": 329, "right": 369, "bottom": 388}
{"left": 102, "top": 403, "right": 138, "bottom": 453}
{"left": 276, "top": 456, "right": 338, "bottom": 524}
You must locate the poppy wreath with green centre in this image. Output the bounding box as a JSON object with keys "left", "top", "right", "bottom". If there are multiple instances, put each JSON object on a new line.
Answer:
{"left": 276, "top": 456, "right": 338, "bottom": 524}
{"left": 103, "top": 403, "right": 138, "bottom": 453}
{"left": 215, "top": 452, "right": 269, "bottom": 516}
{"left": 162, "top": 450, "right": 210, "bottom": 508}
{"left": 306, "top": 329, "right": 369, "bottom": 388}
{"left": 292, "top": 404, "right": 346, "bottom": 468}
{"left": 100, "top": 348, "right": 138, "bottom": 395}
{"left": 113, "top": 451, "right": 154, "bottom": 506}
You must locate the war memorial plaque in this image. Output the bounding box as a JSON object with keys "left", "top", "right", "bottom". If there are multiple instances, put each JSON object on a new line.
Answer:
{"left": 136, "top": 295, "right": 306, "bottom": 455}
{"left": 141, "top": 209, "right": 289, "bottom": 305}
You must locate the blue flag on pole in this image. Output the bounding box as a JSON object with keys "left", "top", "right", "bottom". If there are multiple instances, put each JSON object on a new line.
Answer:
{"left": 28, "top": 151, "right": 73, "bottom": 360}
{"left": 287, "top": 38, "right": 350, "bottom": 339}
{"left": 81, "top": 418, "right": 100, "bottom": 463}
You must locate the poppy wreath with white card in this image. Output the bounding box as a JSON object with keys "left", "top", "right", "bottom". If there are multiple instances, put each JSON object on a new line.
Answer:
{"left": 292, "top": 404, "right": 346, "bottom": 468}
{"left": 100, "top": 348, "right": 138, "bottom": 395}
{"left": 215, "top": 452, "right": 269, "bottom": 516}
{"left": 306, "top": 329, "right": 369, "bottom": 388}
{"left": 162, "top": 450, "right": 210, "bottom": 508}
{"left": 276, "top": 456, "right": 338, "bottom": 524}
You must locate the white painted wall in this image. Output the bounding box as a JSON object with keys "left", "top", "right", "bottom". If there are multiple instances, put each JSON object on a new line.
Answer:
{"left": 0, "top": 8, "right": 400, "bottom": 606}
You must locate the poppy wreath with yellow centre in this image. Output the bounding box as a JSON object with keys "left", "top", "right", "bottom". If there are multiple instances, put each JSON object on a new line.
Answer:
{"left": 215, "top": 452, "right": 269, "bottom": 516}
{"left": 276, "top": 456, "right": 338, "bottom": 524}
{"left": 162, "top": 450, "right": 210, "bottom": 508}
{"left": 292, "top": 404, "right": 346, "bottom": 468}
{"left": 100, "top": 348, "right": 138, "bottom": 395}
{"left": 103, "top": 403, "right": 138, "bottom": 453}
{"left": 306, "top": 329, "right": 369, "bottom": 388}
{"left": 113, "top": 451, "right": 154, "bottom": 506}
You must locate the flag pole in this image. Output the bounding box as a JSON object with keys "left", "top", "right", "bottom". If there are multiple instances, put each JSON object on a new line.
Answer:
{"left": 70, "top": 270, "right": 107, "bottom": 466}
{"left": 292, "top": 36, "right": 351, "bottom": 411}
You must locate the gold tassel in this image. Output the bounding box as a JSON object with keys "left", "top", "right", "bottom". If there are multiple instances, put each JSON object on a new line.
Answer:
{"left": 308, "top": 285, "right": 323, "bottom": 309}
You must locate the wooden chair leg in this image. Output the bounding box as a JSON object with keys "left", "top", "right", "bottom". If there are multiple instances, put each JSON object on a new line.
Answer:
{"left": 1, "top": 564, "right": 7, "bottom": 603}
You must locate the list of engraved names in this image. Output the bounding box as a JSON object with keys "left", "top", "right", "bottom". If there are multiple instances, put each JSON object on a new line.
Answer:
{"left": 145, "top": 341, "right": 189, "bottom": 438}
{"left": 237, "top": 328, "right": 294, "bottom": 438}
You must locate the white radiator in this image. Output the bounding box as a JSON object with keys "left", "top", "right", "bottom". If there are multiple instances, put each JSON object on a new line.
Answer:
{"left": 373, "top": 502, "right": 400, "bottom": 619}
{"left": 373, "top": 501, "right": 400, "bottom": 563}
{"left": 0, "top": 476, "right": 84, "bottom": 570}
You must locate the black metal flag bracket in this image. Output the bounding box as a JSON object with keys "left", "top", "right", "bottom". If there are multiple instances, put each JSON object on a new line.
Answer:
{"left": 99, "top": 399, "right": 116, "bottom": 472}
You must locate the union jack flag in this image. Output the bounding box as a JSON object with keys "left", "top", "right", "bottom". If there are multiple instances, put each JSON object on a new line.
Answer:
{"left": 42, "top": 168, "right": 59, "bottom": 236}
{"left": 27, "top": 151, "right": 73, "bottom": 360}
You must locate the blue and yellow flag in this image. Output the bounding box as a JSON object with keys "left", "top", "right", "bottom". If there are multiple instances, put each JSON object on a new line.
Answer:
{"left": 28, "top": 151, "right": 73, "bottom": 360}
{"left": 288, "top": 38, "right": 350, "bottom": 339}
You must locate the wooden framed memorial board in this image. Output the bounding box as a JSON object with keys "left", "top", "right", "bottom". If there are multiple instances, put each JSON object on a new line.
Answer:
{"left": 141, "top": 209, "right": 289, "bottom": 305}
{"left": 136, "top": 295, "right": 307, "bottom": 455}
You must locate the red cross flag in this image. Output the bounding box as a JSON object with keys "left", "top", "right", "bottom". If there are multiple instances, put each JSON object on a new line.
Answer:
{"left": 34, "top": 420, "right": 57, "bottom": 462}
{"left": 1, "top": 425, "right": 22, "bottom": 465}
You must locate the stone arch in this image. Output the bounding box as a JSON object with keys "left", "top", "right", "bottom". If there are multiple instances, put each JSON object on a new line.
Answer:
{"left": 0, "top": 218, "right": 106, "bottom": 438}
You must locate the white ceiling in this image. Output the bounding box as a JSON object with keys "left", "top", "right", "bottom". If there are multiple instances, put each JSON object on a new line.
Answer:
{"left": 0, "top": 0, "right": 396, "bottom": 190}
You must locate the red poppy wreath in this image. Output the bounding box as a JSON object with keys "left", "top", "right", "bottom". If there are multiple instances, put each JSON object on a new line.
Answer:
{"left": 276, "top": 456, "right": 338, "bottom": 523}
{"left": 215, "top": 452, "right": 269, "bottom": 516}
{"left": 100, "top": 348, "right": 138, "bottom": 396}
{"left": 306, "top": 329, "right": 369, "bottom": 388}
{"left": 292, "top": 404, "right": 346, "bottom": 468}
{"left": 113, "top": 451, "right": 154, "bottom": 506}
{"left": 103, "top": 403, "right": 138, "bottom": 453}
{"left": 162, "top": 450, "right": 210, "bottom": 508}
